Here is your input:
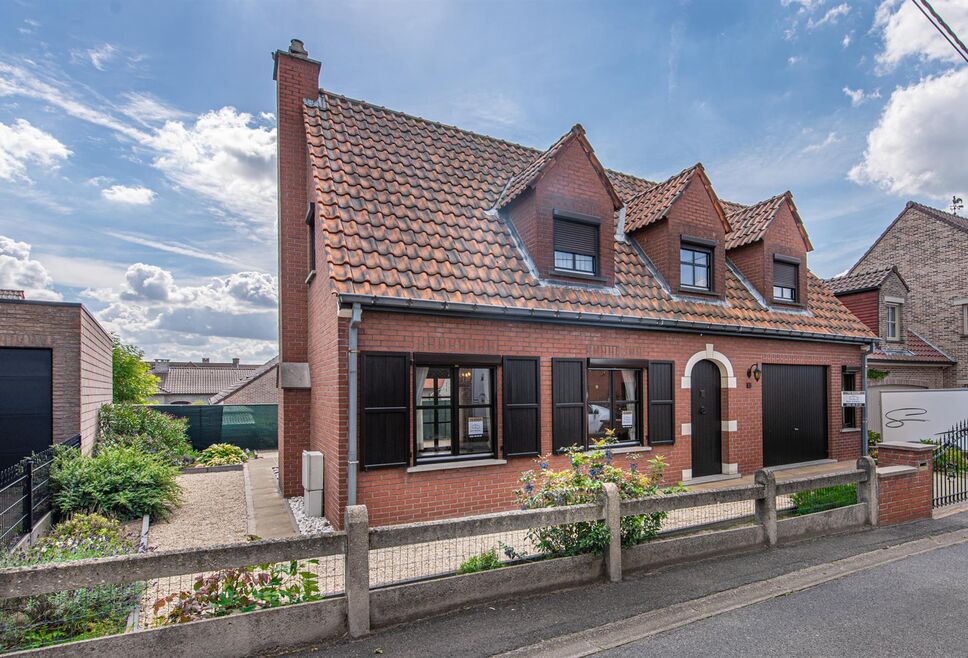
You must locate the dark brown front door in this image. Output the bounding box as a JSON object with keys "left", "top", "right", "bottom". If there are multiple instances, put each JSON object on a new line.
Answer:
{"left": 691, "top": 360, "right": 722, "bottom": 478}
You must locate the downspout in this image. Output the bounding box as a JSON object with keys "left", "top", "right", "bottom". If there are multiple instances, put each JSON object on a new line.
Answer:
{"left": 861, "top": 344, "right": 871, "bottom": 456}
{"left": 347, "top": 303, "right": 363, "bottom": 506}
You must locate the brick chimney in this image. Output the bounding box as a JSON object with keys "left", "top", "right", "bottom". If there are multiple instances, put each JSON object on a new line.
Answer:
{"left": 232, "top": 357, "right": 241, "bottom": 367}
{"left": 273, "top": 39, "right": 321, "bottom": 496}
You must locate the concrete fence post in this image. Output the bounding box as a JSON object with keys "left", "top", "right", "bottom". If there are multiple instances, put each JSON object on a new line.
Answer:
{"left": 856, "top": 456, "right": 879, "bottom": 527}
{"left": 754, "top": 469, "right": 777, "bottom": 547}
{"left": 344, "top": 505, "right": 370, "bottom": 638}
{"left": 603, "top": 482, "right": 622, "bottom": 582}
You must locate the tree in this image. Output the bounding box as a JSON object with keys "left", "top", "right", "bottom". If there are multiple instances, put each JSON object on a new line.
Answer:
{"left": 112, "top": 336, "right": 160, "bottom": 403}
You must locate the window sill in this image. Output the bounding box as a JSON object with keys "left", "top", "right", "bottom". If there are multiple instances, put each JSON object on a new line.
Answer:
{"left": 841, "top": 428, "right": 862, "bottom": 433}
{"left": 771, "top": 299, "right": 803, "bottom": 308}
{"left": 407, "top": 458, "right": 507, "bottom": 473}
{"left": 549, "top": 269, "right": 608, "bottom": 283}
{"left": 609, "top": 445, "right": 653, "bottom": 454}
{"left": 678, "top": 286, "right": 719, "bottom": 298}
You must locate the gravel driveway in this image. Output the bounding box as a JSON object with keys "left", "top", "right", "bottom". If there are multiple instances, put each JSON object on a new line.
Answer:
{"left": 147, "top": 470, "right": 248, "bottom": 551}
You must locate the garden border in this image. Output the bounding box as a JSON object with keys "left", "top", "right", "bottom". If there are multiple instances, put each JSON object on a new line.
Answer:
{"left": 1, "top": 459, "right": 880, "bottom": 657}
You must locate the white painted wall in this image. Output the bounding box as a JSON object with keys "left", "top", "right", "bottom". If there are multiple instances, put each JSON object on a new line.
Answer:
{"left": 880, "top": 389, "right": 968, "bottom": 442}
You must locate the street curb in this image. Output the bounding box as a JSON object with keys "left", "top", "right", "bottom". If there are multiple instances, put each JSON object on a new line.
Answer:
{"left": 498, "top": 527, "right": 968, "bottom": 658}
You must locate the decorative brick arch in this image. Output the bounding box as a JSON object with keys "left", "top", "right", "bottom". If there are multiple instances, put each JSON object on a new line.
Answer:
{"left": 681, "top": 343, "right": 737, "bottom": 390}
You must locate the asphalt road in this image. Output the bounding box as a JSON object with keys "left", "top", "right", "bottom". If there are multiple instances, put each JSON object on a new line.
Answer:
{"left": 598, "top": 539, "right": 968, "bottom": 658}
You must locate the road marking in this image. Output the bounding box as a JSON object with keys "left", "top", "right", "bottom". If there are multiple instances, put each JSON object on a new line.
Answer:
{"left": 496, "top": 528, "right": 968, "bottom": 658}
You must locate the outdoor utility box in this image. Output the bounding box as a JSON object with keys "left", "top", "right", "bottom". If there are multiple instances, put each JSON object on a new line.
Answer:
{"left": 302, "top": 450, "right": 324, "bottom": 517}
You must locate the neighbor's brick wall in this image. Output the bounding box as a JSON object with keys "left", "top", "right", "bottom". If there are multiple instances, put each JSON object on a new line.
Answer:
{"left": 219, "top": 366, "right": 278, "bottom": 405}
{"left": 854, "top": 206, "right": 968, "bottom": 386}
{"left": 275, "top": 48, "right": 321, "bottom": 492}
{"left": 78, "top": 306, "right": 112, "bottom": 454}
{"left": 328, "top": 310, "right": 867, "bottom": 527}
{"left": 506, "top": 138, "right": 617, "bottom": 285}
{"left": 0, "top": 301, "right": 82, "bottom": 446}
{"left": 872, "top": 365, "right": 946, "bottom": 390}
{"left": 877, "top": 443, "right": 933, "bottom": 525}
{"left": 836, "top": 290, "right": 879, "bottom": 334}
{"left": 878, "top": 271, "right": 908, "bottom": 344}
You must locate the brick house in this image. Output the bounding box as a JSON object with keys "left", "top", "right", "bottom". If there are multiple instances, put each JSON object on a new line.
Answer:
{"left": 209, "top": 357, "right": 279, "bottom": 404}
{"left": 836, "top": 202, "right": 968, "bottom": 388}
{"left": 272, "top": 40, "right": 876, "bottom": 528}
{"left": 826, "top": 267, "right": 955, "bottom": 432}
{"left": 147, "top": 358, "right": 260, "bottom": 404}
{"left": 0, "top": 293, "right": 112, "bottom": 466}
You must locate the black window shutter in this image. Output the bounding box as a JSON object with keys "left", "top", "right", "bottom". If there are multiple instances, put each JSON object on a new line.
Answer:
{"left": 554, "top": 219, "right": 598, "bottom": 257}
{"left": 552, "top": 358, "right": 586, "bottom": 452}
{"left": 648, "top": 361, "right": 675, "bottom": 445}
{"left": 360, "top": 352, "right": 410, "bottom": 468}
{"left": 503, "top": 356, "right": 541, "bottom": 456}
{"left": 774, "top": 261, "right": 798, "bottom": 289}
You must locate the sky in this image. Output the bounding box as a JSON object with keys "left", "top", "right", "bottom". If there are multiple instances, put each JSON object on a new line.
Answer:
{"left": 0, "top": 0, "right": 965, "bottom": 362}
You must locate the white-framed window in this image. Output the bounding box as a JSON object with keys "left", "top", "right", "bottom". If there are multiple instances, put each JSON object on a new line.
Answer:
{"left": 886, "top": 304, "right": 899, "bottom": 340}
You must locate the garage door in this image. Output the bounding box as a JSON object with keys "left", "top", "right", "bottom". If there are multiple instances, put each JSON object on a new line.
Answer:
{"left": 762, "top": 364, "right": 827, "bottom": 467}
{"left": 0, "top": 348, "right": 52, "bottom": 469}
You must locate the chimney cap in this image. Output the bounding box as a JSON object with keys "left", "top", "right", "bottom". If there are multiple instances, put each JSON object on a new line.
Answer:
{"left": 289, "top": 39, "right": 308, "bottom": 57}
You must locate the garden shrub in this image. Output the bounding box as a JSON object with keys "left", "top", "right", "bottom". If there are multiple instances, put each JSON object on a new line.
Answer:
{"left": 196, "top": 443, "right": 250, "bottom": 467}
{"left": 456, "top": 548, "right": 503, "bottom": 575}
{"left": 0, "top": 514, "right": 140, "bottom": 651}
{"left": 51, "top": 445, "right": 182, "bottom": 521}
{"left": 790, "top": 484, "right": 857, "bottom": 515}
{"left": 153, "top": 560, "right": 321, "bottom": 624}
{"left": 97, "top": 404, "right": 192, "bottom": 467}
{"left": 867, "top": 430, "right": 882, "bottom": 461}
{"left": 515, "top": 434, "right": 681, "bottom": 557}
{"left": 920, "top": 438, "right": 968, "bottom": 473}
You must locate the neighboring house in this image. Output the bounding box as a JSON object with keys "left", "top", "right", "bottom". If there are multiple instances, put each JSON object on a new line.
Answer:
{"left": 209, "top": 357, "right": 279, "bottom": 405}
{"left": 0, "top": 291, "right": 112, "bottom": 465}
{"left": 826, "top": 267, "right": 956, "bottom": 432}
{"left": 148, "top": 358, "right": 259, "bottom": 404}
{"left": 272, "top": 40, "right": 875, "bottom": 527}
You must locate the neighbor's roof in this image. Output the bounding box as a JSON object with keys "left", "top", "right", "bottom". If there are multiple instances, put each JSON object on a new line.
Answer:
{"left": 870, "top": 330, "right": 955, "bottom": 364}
{"left": 824, "top": 267, "right": 908, "bottom": 296}
{"left": 303, "top": 91, "right": 874, "bottom": 342}
{"left": 0, "top": 290, "right": 25, "bottom": 300}
{"left": 209, "top": 357, "right": 279, "bottom": 403}
{"left": 155, "top": 363, "right": 260, "bottom": 395}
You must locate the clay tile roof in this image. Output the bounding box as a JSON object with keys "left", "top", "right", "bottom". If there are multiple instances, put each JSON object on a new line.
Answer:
{"left": 304, "top": 91, "right": 874, "bottom": 343}
{"left": 872, "top": 330, "right": 956, "bottom": 364}
{"left": 496, "top": 124, "right": 622, "bottom": 211}
{"left": 908, "top": 201, "right": 968, "bottom": 234}
{"left": 624, "top": 164, "right": 701, "bottom": 232}
{"left": 824, "top": 267, "right": 902, "bottom": 295}
{"left": 0, "top": 290, "right": 25, "bottom": 300}
{"left": 155, "top": 363, "right": 260, "bottom": 395}
{"left": 209, "top": 356, "right": 279, "bottom": 403}
{"left": 724, "top": 193, "right": 785, "bottom": 249}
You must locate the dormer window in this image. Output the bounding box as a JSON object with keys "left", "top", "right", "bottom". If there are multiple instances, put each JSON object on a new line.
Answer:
{"left": 886, "top": 303, "right": 899, "bottom": 340}
{"left": 553, "top": 211, "right": 600, "bottom": 276}
{"left": 680, "top": 241, "right": 712, "bottom": 291}
{"left": 773, "top": 257, "right": 799, "bottom": 303}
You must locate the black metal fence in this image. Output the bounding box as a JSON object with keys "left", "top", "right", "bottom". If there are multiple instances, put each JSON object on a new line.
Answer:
{"left": 931, "top": 419, "right": 968, "bottom": 508}
{"left": 146, "top": 404, "right": 277, "bottom": 451}
{"left": 0, "top": 435, "right": 81, "bottom": 546}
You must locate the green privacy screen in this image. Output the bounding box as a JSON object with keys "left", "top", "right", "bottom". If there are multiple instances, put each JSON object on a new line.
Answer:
{"left": 148, "top": 404, "right": 278, "bottom": 451}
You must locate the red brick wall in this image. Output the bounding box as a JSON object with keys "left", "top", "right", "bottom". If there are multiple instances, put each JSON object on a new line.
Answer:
{"left": 0, "top": 300, "right": 111, "bottom": 453}
{"left": 79, "top": 306, "right": 112, "bottom": 454}
{"left": 318, "top": 310, "right": 866, "bottom": 527}
{"left": 506, "top": 139, "right": 616, "bottom": 285}
{"left": 727, "top": 201, "right": 809, "bottom": 304}
{"left": 275, "top": 48, "right": 321, "bottom": 493}
{"left": 837, "top": 290, "right": 879, "bottom": 334}
{"left": 877, "top": 443, "right": 934, "bottom": 525}
{"left": 727, "top": 241, "right": 766, "bottom": 299}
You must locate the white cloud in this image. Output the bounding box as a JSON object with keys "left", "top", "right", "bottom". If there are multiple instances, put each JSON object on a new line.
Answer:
{"left": 849, "top": 67, "right": 968, "bottom": 199}
{"left": 787, "top": 55, "right": 804, "bottom": 65}
{"left": 842, "top": 86, "right": 881, "bottom": 106}
{"left": 118, "top": 91, "right": 189, "bottom": 126}
{"left": 101, "top": 184, "right": 156, "bottom": 205}
{"left": 105, "top": 230, "right": 248, "bottom": 268}
{"left": 803, "top": 131, "right": 843, "bottom": 153}
{"left": 145, "top": 108, "right": 277, "bottom": 234}
{"left": 71, "top": 43, "right": 119, "bottom": 71}
{"left": 842, "top": 32, "right": 853, "bottom": 48}
{"left": 0, "top": 235, "right": 61, "bottom": 300}
{"left": 36, "top": 254, "right": 127, "bottom": 290}
{"left": 808, "top": 3, "right": 850, "bottom": 29}
{"left": 87, "top": 264, "right": 278, "bottom": 360}
{"left": 874, "top": 0, "right": 968, "bottom": 71}
{"left": 0, "top": 119, "right": 71, "bottom": 181}
{"left": 781, "top": 0, "right": 826, "bottom": 12}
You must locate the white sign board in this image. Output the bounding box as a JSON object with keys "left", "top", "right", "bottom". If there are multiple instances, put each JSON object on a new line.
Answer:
{"left": 841, "top": 391, "right": 866, "bottom": 407}
{"left": 467, "top": 417, "right": 484, "bottom": 438}
{"left": 621, "top": 411, "right": 634, "bottom": 428}
{"left": 880, "top": 389, "right": 968, "bottom": 443}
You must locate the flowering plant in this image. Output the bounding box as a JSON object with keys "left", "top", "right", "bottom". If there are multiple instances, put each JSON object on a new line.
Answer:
{"left": 514, "top": 430, "right": 682, "bottom": 556}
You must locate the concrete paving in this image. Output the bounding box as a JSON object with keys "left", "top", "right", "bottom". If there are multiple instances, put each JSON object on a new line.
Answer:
{"left": 271, "top": 511, "right": 968, "bottom": 658}
{"left": 597, "top": 539, "right": 968, "bottom": 657}
{"left": 245, "top": 451, "right": 298, "bottom": 539}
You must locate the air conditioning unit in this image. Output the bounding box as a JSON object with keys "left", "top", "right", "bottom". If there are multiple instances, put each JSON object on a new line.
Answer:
{"left": 301, "top": 450, "right": 324, "bottom": 517}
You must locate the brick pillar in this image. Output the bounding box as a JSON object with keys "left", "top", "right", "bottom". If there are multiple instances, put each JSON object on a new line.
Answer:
{"left": 876, "top": 442, "right": 934, "bottom": 525}
{"left": 274, "top": 41, "right": 321, "bottom": 496}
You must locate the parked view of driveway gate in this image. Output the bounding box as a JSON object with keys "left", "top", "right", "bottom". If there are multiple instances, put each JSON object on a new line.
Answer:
{"left": 0, "top": 460, "right": 879, "bottom": 657}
